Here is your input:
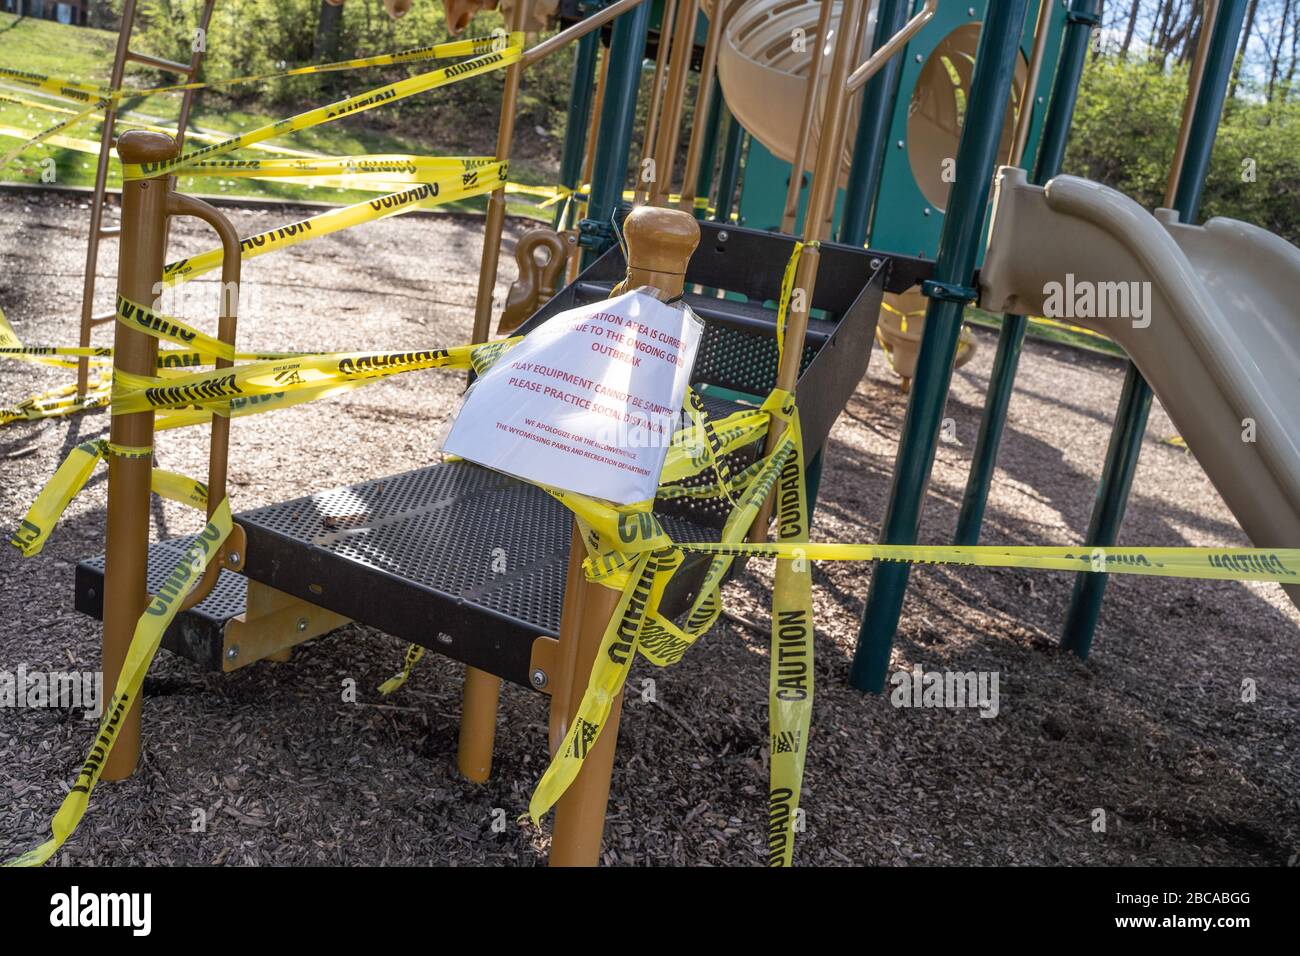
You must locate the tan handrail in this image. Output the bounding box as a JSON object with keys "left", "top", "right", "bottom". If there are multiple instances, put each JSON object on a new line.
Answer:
{"left": 1009, "top": 0, "right": 1052, "bottom": 166}
{"left": 677, "top": 0, "right": 734, "bottom": 213}
{"left": 166, "top": 191, "right": 246, "bottom": 612}
{"left": 1164, "top": 0, "right": 1219, "bottom": 209}
{"left": 845, "top": 0, "right": 936, "bottom": 93}
{"left": 750, "top": 0, "right": 866, "bottom": 542}
{"left": 521, "top": 0, "right": 650, "bottom": 67}
{"left": 781, "top": 0, "right": 836, "bottom": 234}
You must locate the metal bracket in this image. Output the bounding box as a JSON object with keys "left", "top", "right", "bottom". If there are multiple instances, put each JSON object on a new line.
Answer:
{"left": 223, "top": 522, "right": 247, "bottom": 572}
{"left": 1066, "top": 3, "right": 1102, "bottom": 26}
{"left": 221, "top": 580, "right": 350, "bottom": 672}
{"left": 921, "top": 278, "right": 979, "bottom": 304}
{"left": 529, "top": 635, "right": 559, "bottom": 695}
{"left": 577, "top": 217, "right": 617, "bottom": 252}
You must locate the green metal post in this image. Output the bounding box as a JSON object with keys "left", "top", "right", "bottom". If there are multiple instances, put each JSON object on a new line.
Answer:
{"left": 580, "top": 0, "right": 653, "bottom": 264}
{"left": 954, "top": 0, "right": 1100, "bottom": 546}
{"left": 849, "top": 0, "right": 1031, "bottom": 693}
{"left": 553, "top": 28, "right": 601, "bottom": 231}
{"left": 1059, "top": 364, "right": 1152, "bottom": 652}
{"left": 839, "top": 0, "right": 910, "bottom": 247}
{"left": 693, "top": 76, "right": 724, "bottom": 220}
{"left": 712, "top": 108, "right": 745, "bottom": 224}
{"left": 1061, "top": 0, "right": 1248, "bottom": 657}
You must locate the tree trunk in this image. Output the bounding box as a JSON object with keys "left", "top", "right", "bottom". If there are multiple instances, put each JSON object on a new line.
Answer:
{"left": 1120, "top": 0, "right": 1143, "bottom": 58}
{"left": 1228, "top": 0, "right": 1261, "bottom": 99}
{"left": 314, "top": 0, "right": 345, "bottom": 62}
{"left": 1285, "top": 4, "right": 1300, "bottom": 101}
{"left": 1147, "top": 0, "right": 1168, "bottom": 55}
{"left": 1178, "top": 3, "right": 1204, "bottom": 65}
{"left": 1267, "top": 0, "right": 1295, "bottom": 102}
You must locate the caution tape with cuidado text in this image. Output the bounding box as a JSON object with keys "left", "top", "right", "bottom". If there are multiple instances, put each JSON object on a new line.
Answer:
{"left": 0, "top": 33, "right": 523, "bottom": 169}
{"left": 7, "top": 226, "right": 1300, "bottom": 869}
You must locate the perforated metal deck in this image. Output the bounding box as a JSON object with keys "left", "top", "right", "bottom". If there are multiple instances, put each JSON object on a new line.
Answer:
{"left": 75, "top": 220, "right": 918, "bottom": 687}
{"left": 77, "top": 399, "right": 747, "bottom": 687}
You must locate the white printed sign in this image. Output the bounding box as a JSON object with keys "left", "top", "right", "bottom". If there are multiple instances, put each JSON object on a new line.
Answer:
{"left": 443, "top": 289, "right": 703, "bottom": 504}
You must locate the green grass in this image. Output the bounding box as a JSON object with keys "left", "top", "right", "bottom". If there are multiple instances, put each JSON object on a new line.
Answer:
{"left": 964, "top": 307, "right": 1127, "bottom": 359}
{"left": 0, "top": 12, "right": 552, "bottom": 218}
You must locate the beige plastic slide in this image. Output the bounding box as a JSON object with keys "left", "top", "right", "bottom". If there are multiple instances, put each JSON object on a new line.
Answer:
{"left": 716, "top": 0, "right": 1024, "bottom": 197}
{"left": 980, "top": 166, "right": 1300, "bottom": 605}
{"left": 716, "top": 0, "right": 878, "bottom": 177}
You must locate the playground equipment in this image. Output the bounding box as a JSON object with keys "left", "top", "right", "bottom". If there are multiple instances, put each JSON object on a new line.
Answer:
{"left": 74, "top": 154, "right": 901, "bottom": 864}
{"left": 850, "top": 0, "right": 1300, "bottom": 688}
{"left": 979, "top": 168, "right": 1300, "bottom": 609}
{"left": 9, "top": 0, "right": 1298, "bottom": 868}
{"left": 63, "top": 0, "right": 927, "bottom": 866}
{"left": 721, "top": 0, "right": 1066, "bottom": 255}
{"left": 875, "top": 289, "right": 975, "bottom": 391}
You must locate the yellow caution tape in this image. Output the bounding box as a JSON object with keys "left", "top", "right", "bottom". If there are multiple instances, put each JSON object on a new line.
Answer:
{"left": 0, "top": 97, "right": 105, "bottom": 168}
{"left": 5, "top": 498, "right": 233, "bottom": 867}
{"left": 672, "top": 540, "right": 1300, "bottom": 583}
{"left": 160, "top": 165, "right": 508, "bottom": 285}
{"left": 8, "top": 438, "right": 213, "bottom": 557}
{"left": 0, "top": 378, "right": 113, "bottom": 426}
{"left": 378, "top": 644, "right": 426, "bottom": 695}
{"left": 766, "top": 397, "right": 813, "bottom": 867}
{"left": 130, "top": 33, "right": 525, "bottom": 98}
{"left": 0, "top": 34, "right": 522, "bottom": 106}
{"left": 10, "top": 439, "right": 106, "bottom": 557}
{"left": 115, "top": 293, "right": 236, "bottom": 362}
{"left": 109, "top": 338, "right": 520, "bottom": 415}
{"left": 120, "top": 46, "right": 522, "bottom": 181}
{"left": 0, "top": 67, "right": 107, "bottom": 103}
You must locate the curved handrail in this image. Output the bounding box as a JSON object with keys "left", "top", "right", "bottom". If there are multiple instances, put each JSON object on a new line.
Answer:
{"left": 165, "top": 192, "right": 246, "bottom": 611}
{"left": 844, "top": 0, "right": 936, "bottom": 93}
{"left": 521, "top": 0, "right": 649, "bottom": 67}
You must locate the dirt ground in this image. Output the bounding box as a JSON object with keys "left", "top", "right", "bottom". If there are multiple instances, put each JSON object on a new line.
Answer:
{"left": 0, "top": 189, "right": 1296, "bottom": 867}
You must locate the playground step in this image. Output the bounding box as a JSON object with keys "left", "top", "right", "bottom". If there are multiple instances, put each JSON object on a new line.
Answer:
{"left": 75, "top": 397, "right": 746, "bottom": 687}
{"left": 75, "top": 223, "right": 906, "bottom": 688}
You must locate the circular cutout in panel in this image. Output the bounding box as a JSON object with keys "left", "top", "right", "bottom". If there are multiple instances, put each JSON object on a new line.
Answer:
{"left": 907, "top": 22, "right": 1027, "bottom": 213}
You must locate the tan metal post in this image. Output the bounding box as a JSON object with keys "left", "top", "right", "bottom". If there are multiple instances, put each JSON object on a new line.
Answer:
{"left": 75, "top": 0, "right": 138, "bottom": 396}
{"left": 457, "top": 666, "right": 502, "bottom": 782}
{"left": 1165, "top": 0, "right": 1219, "bottom": 209}
{"left": 677, "top": 0, "right": 730, "bottom": 214}
{"left": 751, "top": 0, "right": 864, "bottom": 543}
{"left": 649, "top": 0, "right": 700, "bottom": 205}
{"left": 781, "top": 0, "right": 835, "bottom": 234}
{"left": 100, "top": 130, "right": 175, "bottom": 780}
{"left": 458, "top": 1, "right": 532, "bottom": 784}
{"left": 1009, "top": 0, "right": 1052, "bottom": 166}
{"left": 636, "top": 0, "right": 679, "bottom": 203}
{"left": 549, "top": 205, "right": 700, "bottom": 866}
{"left": 470, "top": 0, "right": 532, "bottom": 345}
{"left": 819, "top": 0, "right": 874, "bottom": 240}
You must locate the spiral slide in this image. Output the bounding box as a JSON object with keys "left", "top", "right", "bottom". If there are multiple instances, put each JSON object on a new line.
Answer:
{"left": 980, "top": 167, "right": 1300, "bottom": 604}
